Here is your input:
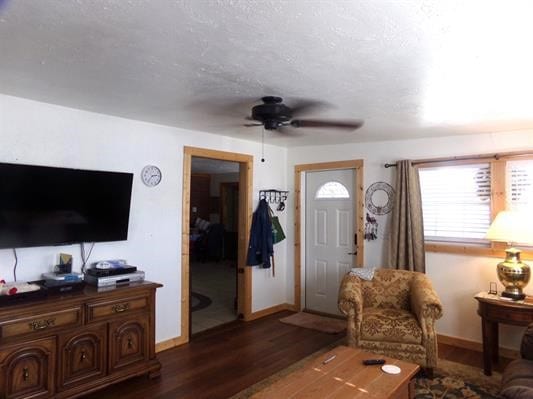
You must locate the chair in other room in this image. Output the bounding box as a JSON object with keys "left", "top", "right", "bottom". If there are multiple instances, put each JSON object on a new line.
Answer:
{"left": 338, "top": 268, "right": 443, "bottom": 375}
{"left": 196, "top": 223, "right": 225, "bottom": 262}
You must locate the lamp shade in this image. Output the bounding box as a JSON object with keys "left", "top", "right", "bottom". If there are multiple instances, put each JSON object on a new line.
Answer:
{"left": 485, "top": 210, "right": 533, "bottom": 245}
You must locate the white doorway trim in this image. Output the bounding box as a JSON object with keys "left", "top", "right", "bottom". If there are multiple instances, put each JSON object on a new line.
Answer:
{"left": 294, "top": 160, "right": 364, "bottom": 311}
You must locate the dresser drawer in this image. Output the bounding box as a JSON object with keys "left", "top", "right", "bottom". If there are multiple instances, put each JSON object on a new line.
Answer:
{"left": 87, "top": 296, "right": 148, "bottom": 322}
{"left": 0, "top": 306, "right": 82, "bottom": 339}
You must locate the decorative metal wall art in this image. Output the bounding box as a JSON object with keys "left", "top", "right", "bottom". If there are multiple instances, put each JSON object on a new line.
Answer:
{"left": 365, "top": 182, "right": 394, "bottom": 215}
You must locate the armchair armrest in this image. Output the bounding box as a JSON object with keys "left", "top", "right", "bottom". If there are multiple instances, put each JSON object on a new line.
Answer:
{"left": 338, "top": 273, "right": 364, "bottom": 347}
{"left": 410, "top": 273, "right": 443, "bottom": 324}
{"left": 338, "top": 273, "right": 363, "bottom": 316}
{"left": 521, "top": 323, "right": 533, "bottom": 360}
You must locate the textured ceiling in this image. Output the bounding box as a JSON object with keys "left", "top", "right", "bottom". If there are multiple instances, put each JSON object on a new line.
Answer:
{"left": 1, "top": 0, "right": 533, "bottom": 147}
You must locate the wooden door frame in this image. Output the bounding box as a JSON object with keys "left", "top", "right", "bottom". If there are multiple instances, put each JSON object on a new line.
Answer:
{"left": 294, "top": 160, "right": 364, "bottom": 311}
{"left": 182, "top": 146, "right": 253, "bottom": 343}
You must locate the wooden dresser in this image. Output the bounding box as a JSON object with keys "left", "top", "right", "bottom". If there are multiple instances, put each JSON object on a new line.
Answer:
{"left": 0, "top": 281, "right": 162, "bottom": 399}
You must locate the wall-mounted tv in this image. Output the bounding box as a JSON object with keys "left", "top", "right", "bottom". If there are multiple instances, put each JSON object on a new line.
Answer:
{"left": 0, "top": 162, "right": 134, "bottom": 249}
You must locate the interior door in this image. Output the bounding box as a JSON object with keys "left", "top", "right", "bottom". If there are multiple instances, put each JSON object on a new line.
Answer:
{"left": 305, "top": 169, "right": 356, "bottom": 315}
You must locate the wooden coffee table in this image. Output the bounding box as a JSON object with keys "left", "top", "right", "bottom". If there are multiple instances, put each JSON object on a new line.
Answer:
{"left": 251, "top": 345, "right": 420, "bottom": 399}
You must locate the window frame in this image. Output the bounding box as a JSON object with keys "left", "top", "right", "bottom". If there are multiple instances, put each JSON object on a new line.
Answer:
{"left": 416, "top": 152, "right": 533, "bottom": 260}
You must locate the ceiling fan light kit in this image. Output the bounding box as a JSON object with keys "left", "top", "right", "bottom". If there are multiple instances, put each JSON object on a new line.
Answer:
{"left": 251, "top": 96, "right": 292, "bottom": 130}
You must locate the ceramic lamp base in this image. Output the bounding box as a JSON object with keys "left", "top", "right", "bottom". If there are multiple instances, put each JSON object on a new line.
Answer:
{"left": 497, "top": 248, "right": 530, "bottom": 302}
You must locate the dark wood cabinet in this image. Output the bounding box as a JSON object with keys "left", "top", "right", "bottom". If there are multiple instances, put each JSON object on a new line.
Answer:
{"left": 0, "top": 281, "right": 162, "bottom": 399}
{"left": 0, "top": 337, "right": 56, "bottom": 399}
{"left": 108, "top": 317, "right": 149, "bottom": 373}
{"left": 58, "top": 324, "right": 107, "bottom": 391}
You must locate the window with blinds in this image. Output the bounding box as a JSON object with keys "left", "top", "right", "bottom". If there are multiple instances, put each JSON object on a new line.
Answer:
{"left": 507, "top": 159, "right": 533, "bottom": 212}
{"left": 418, "top": 163, "right": 491, "bottom": 243}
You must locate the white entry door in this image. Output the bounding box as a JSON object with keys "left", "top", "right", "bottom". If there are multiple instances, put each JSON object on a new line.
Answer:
{"left": 305, "top": 169, "right": 356, "bottom": 315}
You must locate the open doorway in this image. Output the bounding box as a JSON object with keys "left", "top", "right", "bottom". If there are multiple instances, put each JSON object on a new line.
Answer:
{"left": 181, "top": 147, "right": 253, "bottom": 344}
{"left": 189, "top": 158, "right": 240, "bottom": 334}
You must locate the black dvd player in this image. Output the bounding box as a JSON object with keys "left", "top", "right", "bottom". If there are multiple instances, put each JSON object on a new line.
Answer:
{"left": 85, "top": 266, "right": 137, "bottom": 278}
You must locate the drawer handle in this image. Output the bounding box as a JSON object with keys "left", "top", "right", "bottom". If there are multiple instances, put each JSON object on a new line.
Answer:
{"left": 112, "top": 303, "right": 130, "bottom": 313}
{"left": 80, "top": 350, "right": 87, "bottom": 362}
{"left": 127, "top": 336, "right": 133, "bottom": 349}
{"left": 28, "top": 318, "right": 55, "bottom": 331}
{"left": 22, "top": 367, "right": 29, "bottom": 381}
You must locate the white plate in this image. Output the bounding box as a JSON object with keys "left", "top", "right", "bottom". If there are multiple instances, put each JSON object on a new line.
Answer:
{"left": 381, "top": 364, "right": 401, "bottom": 375}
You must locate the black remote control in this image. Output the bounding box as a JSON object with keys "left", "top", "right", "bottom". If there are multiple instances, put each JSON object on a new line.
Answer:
{"left": 362, "top": 359, "right": 386, "bottom": 365}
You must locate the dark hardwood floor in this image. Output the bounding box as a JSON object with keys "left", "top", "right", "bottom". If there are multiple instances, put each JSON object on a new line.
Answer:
{"left": 82, "top": 310, "right": 342, "bottom": 399}
{"left": 82, "top": 310, "right": 510, "bottom": 399}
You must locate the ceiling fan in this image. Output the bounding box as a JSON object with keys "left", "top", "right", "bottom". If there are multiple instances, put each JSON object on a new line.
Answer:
{"left": 244, "top": 96, "right": 364, "bottom": 132}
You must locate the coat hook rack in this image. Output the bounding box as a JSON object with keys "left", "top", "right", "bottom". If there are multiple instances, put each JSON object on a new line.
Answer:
{"left": 259, "top": 189, "right": 289, "bottom": 211}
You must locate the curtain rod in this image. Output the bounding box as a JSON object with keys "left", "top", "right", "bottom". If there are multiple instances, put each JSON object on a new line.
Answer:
{"left": 384, "top": 150, "right": 533, "bottom": 168}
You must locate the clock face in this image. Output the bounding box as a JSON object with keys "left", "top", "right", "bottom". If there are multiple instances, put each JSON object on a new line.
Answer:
{"left": 141, "top": 165, "right": 162, "bottom": 187}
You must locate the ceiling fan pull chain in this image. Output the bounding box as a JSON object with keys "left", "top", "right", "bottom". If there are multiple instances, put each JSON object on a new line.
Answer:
{"left": 261, "top": 127, "right": 265, "bottom": 163}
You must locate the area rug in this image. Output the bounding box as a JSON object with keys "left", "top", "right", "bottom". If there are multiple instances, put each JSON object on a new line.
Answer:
{"left": 279, "top": 312, "right": 346, "bottom": 334}
{"left": 415, "top": 358, "right": 501, "bottom": 398}
{"left": 191, "top": 291, "right": 212, "bottom": 312}
{"left": 230, "top": 344, "right": 502, "bottom": 399}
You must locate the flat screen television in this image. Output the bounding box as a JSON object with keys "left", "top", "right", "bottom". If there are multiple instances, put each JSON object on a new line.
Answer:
{"left": 0, "top": 162, "right": 134, "bottom": 249}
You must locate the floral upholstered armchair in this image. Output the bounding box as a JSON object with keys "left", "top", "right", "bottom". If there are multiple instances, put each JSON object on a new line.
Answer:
{"left": 338, "top": 269, "right": 443, "bottom": 373}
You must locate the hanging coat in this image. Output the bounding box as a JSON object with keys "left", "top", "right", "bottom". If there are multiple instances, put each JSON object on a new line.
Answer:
{"left": 246, "top": 199, "right": 273, "bottom": 268}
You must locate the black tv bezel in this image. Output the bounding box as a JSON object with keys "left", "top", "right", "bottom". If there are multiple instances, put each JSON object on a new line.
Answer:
{"left": 0, "top": 162, "right": 134, "bottom": 249}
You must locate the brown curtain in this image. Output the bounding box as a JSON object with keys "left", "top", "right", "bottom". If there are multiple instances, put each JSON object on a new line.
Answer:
{"left": 389, "top": 160, "right": 426, "bottom": 272}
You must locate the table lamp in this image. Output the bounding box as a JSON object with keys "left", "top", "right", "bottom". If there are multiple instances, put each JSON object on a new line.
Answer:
{"left": 485, "top": 210, "right": 533, "bottom": 300}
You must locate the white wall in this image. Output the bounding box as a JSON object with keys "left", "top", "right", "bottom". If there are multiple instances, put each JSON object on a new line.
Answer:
{"left": 287, "top": 130, "right": 533, "bottom": 350}
{"left": 5, "top": 92, "right": 532, "bottom": 351}
{"left": 0, "top": 94, "right": 289, "bottom": 342}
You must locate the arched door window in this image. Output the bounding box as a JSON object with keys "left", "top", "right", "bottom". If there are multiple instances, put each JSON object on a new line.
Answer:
{"left": 315, "top": 181, "right": 350, "bottom": 199}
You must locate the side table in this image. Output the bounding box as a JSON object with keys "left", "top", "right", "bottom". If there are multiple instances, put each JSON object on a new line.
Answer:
{"left": 475, "top": 292, "right": 533, "bottom": 375}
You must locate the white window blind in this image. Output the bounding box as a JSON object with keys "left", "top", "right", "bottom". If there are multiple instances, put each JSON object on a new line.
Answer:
{"left": 507, "top": 160, "right": 533, "bottom": 212}
{"left": 419, "top": 163, "right": 491, "bottom": 242}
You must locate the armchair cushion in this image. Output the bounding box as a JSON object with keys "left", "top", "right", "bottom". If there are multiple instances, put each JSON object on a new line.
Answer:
{"left": 501, "top": 359, "right": 533, "bottom": 398}
{"left": 500, "top": 323, "right": 533, "bottom": 398}
{"left": 361, "top": 307, "right": 422, "bottom": 345}
{"left": 500, "top": 385, "right": 533, "bottom": 399}
{"left": 361, "top": 270, "right": 412, "bottom": 310}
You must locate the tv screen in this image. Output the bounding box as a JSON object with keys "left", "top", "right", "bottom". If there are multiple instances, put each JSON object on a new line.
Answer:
{"left": 0, "top": 162, "right": 133, "bottom": 249}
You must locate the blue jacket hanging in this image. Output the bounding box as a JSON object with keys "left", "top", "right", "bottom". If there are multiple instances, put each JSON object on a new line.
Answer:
{"left": 246, "top": 199, "right": 274, "bottom": 268}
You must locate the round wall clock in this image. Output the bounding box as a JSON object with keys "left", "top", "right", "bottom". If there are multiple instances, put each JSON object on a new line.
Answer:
{"left": 141, "top": 165, "right": 162, "bottom": 187}
{"left": 365, "top": 182, "right": 394, "bottom": 215}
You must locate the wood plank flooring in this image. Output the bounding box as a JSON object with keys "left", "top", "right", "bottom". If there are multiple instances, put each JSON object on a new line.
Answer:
{"left": 81, "top": 310, "right": 510, "bottom": 399}
{"left": 81, "top": 311, "right": 343, "bottom": 399}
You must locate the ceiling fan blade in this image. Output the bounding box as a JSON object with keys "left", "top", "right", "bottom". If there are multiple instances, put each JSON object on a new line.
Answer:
{"left": 274, "top": 126, "right": 305, "bottom": 137}
{"left": 243, "top": 123, "right": 263, "bottom": 127}
{"left": 290, "top": 119, "right": 364, "bottom": 130}
{"left": 289, "top": 98, "right": 331, "bottom": 117}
